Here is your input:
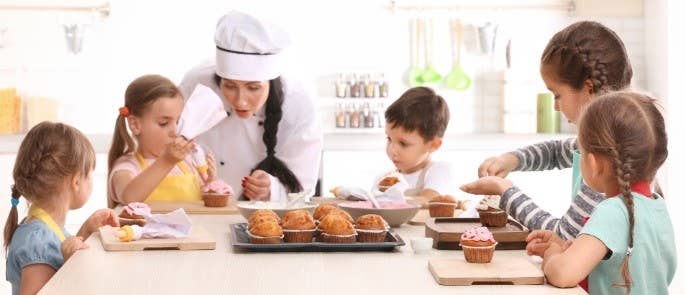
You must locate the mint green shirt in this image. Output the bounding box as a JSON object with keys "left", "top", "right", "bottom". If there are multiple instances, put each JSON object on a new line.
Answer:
{"left": 580, "top": 193, "right": 676, "bottom": 294}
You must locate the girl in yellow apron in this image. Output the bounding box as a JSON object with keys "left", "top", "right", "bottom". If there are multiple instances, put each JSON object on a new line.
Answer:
{"left": 107, "top": 75, "right": 211, "bottom": 207}
{"left": 5, "top": 122, "right": 119, "bottom": 295}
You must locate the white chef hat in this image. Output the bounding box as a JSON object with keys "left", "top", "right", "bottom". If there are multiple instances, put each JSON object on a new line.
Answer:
{"left": 214, "top": 11, "right": 290, "bottom": 81}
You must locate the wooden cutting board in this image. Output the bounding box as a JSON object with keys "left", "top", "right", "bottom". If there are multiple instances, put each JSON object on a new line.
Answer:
{"left": 408, "top": 209, "right": 464, "bottom": 225}
{"left": 425, "top": 217, "right": 529, "bottom": 250}
{"left": 428, "top": 256, "right": 544, "bottom": 286}
{"left": 98, "top": 225, "right": 216, "bottom": 251}
{"left": 146, "top": 200, "right": 238, "bottom": 215}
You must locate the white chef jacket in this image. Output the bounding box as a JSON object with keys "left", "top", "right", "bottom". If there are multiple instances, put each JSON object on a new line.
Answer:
{"left": 179, "top": 60, "right": 322, "bottom": 202}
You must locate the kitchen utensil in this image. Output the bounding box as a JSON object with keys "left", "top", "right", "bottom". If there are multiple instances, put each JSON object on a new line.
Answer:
{"left": 63, "top": 24, "right": 86, "bottom": 54}
{"left": 477, "top": 22, "right": 499, "bottom": 55}
{"left": 444, "top": 19, "right": 471, "bottom": 90}
{"left": 404, "top": 19, "right": 423, "bottom": 87}
{"left": 419, "top": 18, "right": 442, "bottom": 84}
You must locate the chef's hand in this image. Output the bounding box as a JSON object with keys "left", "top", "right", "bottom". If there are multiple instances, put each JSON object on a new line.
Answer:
{"left": 478, "top": 153, "right": 520, "bottom": 178}
{"left": 161, "top": 137, "right": 195, "bottom": 165}
{"left": 205, "top": 151, "right": 217, "bottom": 182}
{"left": 525, "top": 230, "right": 564, "bottom": 258}
{"left": 460, "top": 176, "right": 513, "bottom": 196}
{"left": 243, "top": 170, "right": 271, "bottom": 201}
{"left": 61, "top": 236, "right": 89, "bottom": 261}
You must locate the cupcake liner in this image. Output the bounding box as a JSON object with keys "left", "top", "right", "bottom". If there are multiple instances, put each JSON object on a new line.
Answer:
{"left": 282, "top": 229, "right": 316, "bottom": 243}
{"left": 459, "top": 242, "right": 498, "bottom": 263}
{"left": 477, "top": 210, "right": 508, "bottom": 227}
{"left": 429, "top": 203, "right": 457, "bottom": 217}
{"left": 319, "top": 232, "right": 357, "bottom": 243}
{"left": 202, "top": 193, "right": 229, "bottom": 207}
{"left": 356, "top": 229, "right": 388, "bottom": 243}
{"left": 247, "top": 231, "right": 283, "bottom": 244}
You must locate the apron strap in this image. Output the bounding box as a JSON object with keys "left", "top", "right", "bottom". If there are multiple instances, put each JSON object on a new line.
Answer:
{"left": 28, "top": 205, "right": 67, "bottom": 242}
{"left": 136, "top": 153, "right": 190, "bottom": 175}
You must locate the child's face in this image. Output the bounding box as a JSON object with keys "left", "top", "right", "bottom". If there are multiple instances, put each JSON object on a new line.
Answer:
{"left": 385, "top": 123, "right": 440, "bottom": 174}
{"left": 579, "top": 145, "right": 613, "bottom": 195}
{"left": 131, "top": 96, "right": 184, "bottom": 157}
{"left": 71, "top": 169, "right": 94, "bottom": 210}
{"left": 540, "top": 64, "right": 593, "bottom": 125}
{"left": 219, "top": 79, "right": 270, "bottom": 119}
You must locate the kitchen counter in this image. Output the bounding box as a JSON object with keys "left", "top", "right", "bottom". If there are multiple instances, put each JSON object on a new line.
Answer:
{"left": 39, "top": 213, "right": 586, "bottom": 295}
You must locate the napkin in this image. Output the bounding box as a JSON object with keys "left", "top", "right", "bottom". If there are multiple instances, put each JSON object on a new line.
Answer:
{"left": 127, "top": 208, "right": 193, "bottom": 240}
{"left": 177, "top": 84, "right": 227, "bottom": 140}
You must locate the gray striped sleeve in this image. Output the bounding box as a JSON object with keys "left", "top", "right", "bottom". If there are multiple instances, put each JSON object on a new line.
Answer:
{"left": 500, "top": 183, "right": 604, "bottom": 241}
{"left": 512, "top": 138, "right": 577, "bottom": 172}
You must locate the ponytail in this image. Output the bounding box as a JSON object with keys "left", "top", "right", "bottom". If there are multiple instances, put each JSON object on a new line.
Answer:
{"left": 107, "top": 114, "right": 136, "bottom": 208}
{"left": 3, "top": 186, "right": 21, "bottom": 250}
{"left": 252, "top": 78, "right": 302, "bottom": 195}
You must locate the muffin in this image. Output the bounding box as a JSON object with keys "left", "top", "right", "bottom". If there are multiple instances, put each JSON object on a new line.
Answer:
{"left": 354, "top": 214, "right": 389, "bottom": 243}
{"left": 318, "top": 214, "right": 357, "bottom": 243}
{"left": 201, "top": 179, "right": 233, "bottom": 207}
{"left": 313, "top": 204, "right": 338, "bottom": 222}
{"left": 428, "top": 195, "right": 457, "bottom": 217}
{"left": 477, "top": 196, "right": 508, "bottom": 227}
{"left": 119, "top": 202, "right": 149, "bottom": 226}
{"left": 247, "top": 219, "right": 283, "bottom": 244}
{"left": 325, "top": 209, "right": 354, "bottom": 223}
{"left": 459, "top": 226, "right": 497, "bottom": 263}
{"left": 281, "top": 210, "right": 316, "bottom": 243}
{"left": 248, "top": 209, "right": 280, "bottom": 225}
{"left": 378, "top": 172, "right": 403, "bottom": 192}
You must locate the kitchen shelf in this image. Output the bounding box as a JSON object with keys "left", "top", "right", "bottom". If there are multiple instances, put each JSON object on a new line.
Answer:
{"left": 318, "top": 97, "right": 392, "bottom": 105}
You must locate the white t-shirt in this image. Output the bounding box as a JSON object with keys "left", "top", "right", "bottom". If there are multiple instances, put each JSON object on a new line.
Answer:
{"left": 371, "top": 161, "right": 456, "bottom": 196}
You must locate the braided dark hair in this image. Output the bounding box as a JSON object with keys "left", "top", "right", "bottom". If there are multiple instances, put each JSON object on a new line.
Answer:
{"left": 578, "top": 91, "right": 667, "bottom": 294}
{"left": 542, "top": 21, "right": 633, "bottom": 95}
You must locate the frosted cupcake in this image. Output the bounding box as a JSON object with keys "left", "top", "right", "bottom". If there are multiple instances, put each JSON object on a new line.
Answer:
{"left": 459, "top": 226, "right": 497, "bottom": 263}
{"left": 201, "top": 179, "right": 233, "bottom": 207}
{"left": 476, "top": 195, "right": 507, "bottom": 227}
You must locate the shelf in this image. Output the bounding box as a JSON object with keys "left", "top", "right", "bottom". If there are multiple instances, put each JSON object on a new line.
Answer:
{"left": 317, "top": 97, "right": 393, "bottom": 105}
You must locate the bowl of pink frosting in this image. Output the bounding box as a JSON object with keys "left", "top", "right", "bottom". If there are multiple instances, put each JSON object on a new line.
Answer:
{"left": 338, "top": 201, "right": 420, "bottom": 227}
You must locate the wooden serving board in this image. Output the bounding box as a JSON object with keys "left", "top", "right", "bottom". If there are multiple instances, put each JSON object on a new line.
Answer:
{"left": 146, "top": 200, "right": 238, "bottom": 215}
{"left": 408, "top": 209, "right": 465, "bottom": 225}
{"left": 425, "top": 218, "right": 529, "bottom": 250}
{"left": 98, "top": 225, "right": 216, "bottom": 251}
{"left": 428, "top": 256, "right": 544, "bottom": 286}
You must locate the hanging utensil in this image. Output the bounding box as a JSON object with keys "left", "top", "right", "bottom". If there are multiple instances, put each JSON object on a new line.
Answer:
{"left": 63, "top": 24, "right": 86, "bottom": 54}
{"left": 419, "top": 18, "right": 442, "bottom": 85}
{"left": 444, "top": 19, "right": 471, "bottom": 91}
{"left": 404, "top": 18, "right": 424, "bottom": 87}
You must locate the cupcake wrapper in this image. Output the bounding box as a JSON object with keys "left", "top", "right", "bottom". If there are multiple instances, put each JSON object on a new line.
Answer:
{"left": 429, "top": 203, "right": 456, "bottom": 218}
{"left": 247, "top": 231, "right": 283, "bottom": 244}
{"left": 460, "top": 242, "right": 498, "bottom": 263}
{"left": 356, "top": 229, "right": 387, "bottom": 243}
{"left": 478, "top": 210, "right": 508, "bottom": 227}
{"left": 319, "top": 232, "right": 357, "bottom": 243}
{"left": 202, "top": 193, "right": 229, "bottom": 207}
{"left": 282, "top": 229, "right": 316, "bottom": 243}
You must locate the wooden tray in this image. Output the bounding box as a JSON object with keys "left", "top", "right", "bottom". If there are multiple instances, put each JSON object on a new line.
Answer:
{"left": 146, "top": 200, "right": 238, "bottom": 215}
{"left": 425, "top": 218, "right": 529, "bottom": 250}
{"left": 98, "top": 225, "right": 216, "bottom": 251}
{"left": 230, "top": 223, "right": 405, "bottom": 252}
{"left": 428, "top": 256, "right": 544, "bottom": 286}
{"left": 408, "top": 209, "right": 464, "bottom": 225}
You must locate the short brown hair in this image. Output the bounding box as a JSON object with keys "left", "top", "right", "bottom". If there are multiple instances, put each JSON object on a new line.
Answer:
{"left": 385, "top": 87, "right": 449, "bottom": 141}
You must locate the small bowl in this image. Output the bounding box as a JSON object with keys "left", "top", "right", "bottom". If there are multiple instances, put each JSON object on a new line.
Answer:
{"left": 338, "top": 202, "right": 420, "bottom": 227}
{"left": 237, "top": 201, "right": 318, "bottom": 220}
{"left": 410, "top": 237, "right": 433, "bottom": 254}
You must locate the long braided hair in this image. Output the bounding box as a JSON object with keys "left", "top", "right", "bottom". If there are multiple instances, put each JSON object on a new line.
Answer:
{"left": 577, "top": 92, "right": 668, "bottom": 294}
{"left": 541, "top": 21, "right": 633, "bottom": 95}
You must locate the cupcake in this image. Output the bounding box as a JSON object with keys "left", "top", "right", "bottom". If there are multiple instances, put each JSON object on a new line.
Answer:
{"left": 313, "top": 204, "right": 338, "bottom": 222}
{"left": 378, "top": 172, "right": 403, "bottom": 192}
{"left": 459, "top": 226, "right": 497, "bottom": 263}
{"left": 119, "top": 202, "right": 149, "bottom": 226}
{"left": 477, "top": 196, "right": 508, "bottom": 227}
{"left": 325, "top": 209, "right": 354, "bottom": 223}
{"left": 201, "top": 179, "right": 233, "bottom": 207}
{"left": 247, "top": 219, "right": 283, "bottom": 244}
{"left": 247, "top": 209, "right": 280, "bottom": 230}
{"left": 318, "top": 214, "right": 357, "bottom": 243}
{"left": 354, "top": 214, "right": 388, "bottom": 243}
{"left": 428, "top": 195, "right": 457, "bottom": 217}
{"left": 281, "top": 210, "right": 316, "bottom": 243}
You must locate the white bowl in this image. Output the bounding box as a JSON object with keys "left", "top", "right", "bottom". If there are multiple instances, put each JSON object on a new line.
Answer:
{"left": 337, "top": 202, "right": 420, "bottom": 227}
{"left": 237, "top": 201, "right": 318, "bottom": 219}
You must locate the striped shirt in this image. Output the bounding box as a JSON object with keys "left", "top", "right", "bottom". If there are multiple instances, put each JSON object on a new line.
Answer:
{"left": 502, "top": 138, "right": 605, "bottom": 241}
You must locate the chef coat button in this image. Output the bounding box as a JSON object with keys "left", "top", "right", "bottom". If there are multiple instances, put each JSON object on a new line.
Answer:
{"left": 258, "top": 121, "right": 263, "bottom": 126}
{"left": 220, "top": 161, "right": 225, "bottom": 166}
{"left": 226, "top": 111, "right": 231, "bottom": 117}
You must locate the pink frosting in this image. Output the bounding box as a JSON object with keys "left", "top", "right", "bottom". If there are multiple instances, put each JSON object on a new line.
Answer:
{"left": 123, "top": 202, "right": 150, "bottom": 216}
{"left": 202, "top": 179, "right": 234, "bottom": 195}
{"left": 341, "top": 201, "right": 416, "bottom": 209}
{"left": 461, "top": 226, "right": 496, "bottom": 243}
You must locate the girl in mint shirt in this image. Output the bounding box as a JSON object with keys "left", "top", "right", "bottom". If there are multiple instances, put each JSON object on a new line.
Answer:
{"left": 526, "top": 92, "right": 676, "bottom": 294}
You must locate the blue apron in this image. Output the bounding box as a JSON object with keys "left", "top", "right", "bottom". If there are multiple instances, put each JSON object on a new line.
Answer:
{"left": 571, "top": 150, "right": 582, "bottom": 199}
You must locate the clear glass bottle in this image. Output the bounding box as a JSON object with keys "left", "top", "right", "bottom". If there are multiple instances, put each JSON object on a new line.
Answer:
{"left": 335, "top": 73, "right": 348, "bottom": 98}
{"left": 350, "top": 104, "right": 360, "bottom": 128}
{"left": 335, "top": 103, "right": 346, "bottom": 128}
{"left": 358, "top": 74, "right": 367, "bottom": 98}
{"left": 376, "top": 103, "right": 385, "bottom": 127}
{"left": 378, "top": 73, "right": 389, "bottom": 98}
{"left": 344, "top": 104, "right": 351, "bottom": 128}
{"left": 349, "top": 74, "right": 360, "bottom": 98}
{"left": 364, "top": 74, "right": 376, "bottom": 98}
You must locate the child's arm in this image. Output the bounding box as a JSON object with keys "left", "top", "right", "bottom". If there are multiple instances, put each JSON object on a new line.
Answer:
{"left": 76, "top": 209, "right": 119, "bottom": 239}
{"left": 542, "top": 234, "right": 607, "bottom": 288}
{"left": 512, "top": 138, "right": 577, "bottom": 172}
{"left": 20, "top": 264, "right": 56, "bottom": 295}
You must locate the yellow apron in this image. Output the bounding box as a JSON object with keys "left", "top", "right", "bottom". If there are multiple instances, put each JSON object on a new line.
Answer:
{"left": 28, "top": 205, "right": 67, "bottom": 242}
{"left": 135, "top": 153, "right": 202, "bottom": 202}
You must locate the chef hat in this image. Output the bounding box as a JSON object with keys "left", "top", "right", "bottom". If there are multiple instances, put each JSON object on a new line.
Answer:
{"left": 214, "top": 11, "right": 291, "bottom": 81}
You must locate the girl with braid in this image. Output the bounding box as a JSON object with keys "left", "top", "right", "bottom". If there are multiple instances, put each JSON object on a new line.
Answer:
{"left": 5, "top": 122, "right": 119, "bottom": 295}
{"left": 179, "top": 11, "right": 322, "bottom": 201}
{"left": 526, "top": 92, "right": 675, "bottom": 294}
{"left": 462, "top": 21, "right": 634, "bottom": 241}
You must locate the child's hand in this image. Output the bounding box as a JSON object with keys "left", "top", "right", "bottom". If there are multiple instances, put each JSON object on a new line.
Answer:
{"left": 460, "top": 176, "right": 513, "bottom": 196}
{"left": 61, "top": 236, "right": 89, "bottom": 261}
{"left": 478, "top": 153, "right": 520, "bottom": 178}
{"left": 83, "top": 209, "right": 120, "bottom": 238}
{"left": 525, "top": 230, "right": 564, "bottom": 258}
{"left": 243, "top": 170, "right": 271, "bottom": 201}
{"left": 205, "top": 151, "right": 217, "bottom": 182}
{"left": 161, "top": 137, "right": 195, "bottom": 165}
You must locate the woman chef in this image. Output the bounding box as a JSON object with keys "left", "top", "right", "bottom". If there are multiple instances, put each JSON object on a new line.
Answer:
{"left": 179, "top": 11, "right": 322, "bottom": 202}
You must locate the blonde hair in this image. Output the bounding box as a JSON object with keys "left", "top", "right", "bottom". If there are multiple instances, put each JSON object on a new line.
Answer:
{"left": 577, "top": 91, "right": 667, "bottom": 294}
{"left": 4, "top": 122, "right": 95, "bottom": 249}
